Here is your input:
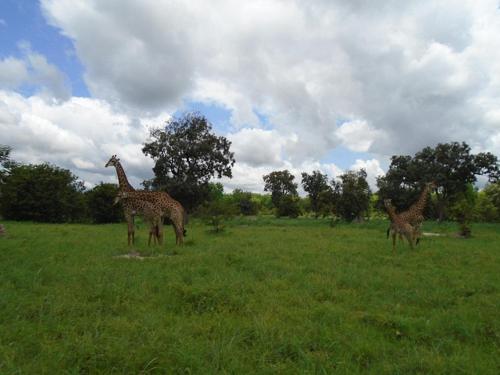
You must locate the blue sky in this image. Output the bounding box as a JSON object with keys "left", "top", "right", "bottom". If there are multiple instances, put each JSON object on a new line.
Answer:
{"left": 1, "top": 1, "right": 499, "bottom": 191}
{"left": 0, "top": 0, "right": 88, "bottom": 97}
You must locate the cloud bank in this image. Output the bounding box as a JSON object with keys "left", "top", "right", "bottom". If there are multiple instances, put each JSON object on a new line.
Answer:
{"left": 2, "top": 0, "right": 500, "bottom": 191}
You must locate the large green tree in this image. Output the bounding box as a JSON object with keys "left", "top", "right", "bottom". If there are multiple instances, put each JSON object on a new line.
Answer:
{"left": 263, "top": 170, "right": 298, "bottom": 208}
{"left": 0, "top": 163, "right": 85, "bottom": 222}
{"left": 377, "top": 142, "right": 499, "bottom": 220}
{"left": 142, "top": 113, "right": 235, "bottom": 211}
{"left": 263, "top": 170, "right": 300, "bottom": 217}
{"left": 332, "top": 169, "right": 371, "bottom": 222}
{"left": 301, "top": 170, "right": 331, "bottom": 217}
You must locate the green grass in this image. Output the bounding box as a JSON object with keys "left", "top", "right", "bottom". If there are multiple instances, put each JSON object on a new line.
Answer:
{"left": 0, "top": 218, "right": 499, "bottom": 374}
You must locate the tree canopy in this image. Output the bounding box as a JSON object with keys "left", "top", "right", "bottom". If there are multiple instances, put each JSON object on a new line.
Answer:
{"left": 332, "top": 169, "right": 371, "bottom": 222}
{"left": 85, "top": 183, "right": 124, "bottom": 223}
{"left": 377, "top": 141, "right": 499, "bottom": 219}
{"left": 0, "top": 163, "right": 85, "bottom": 222}
{"left": 142, "top": 112, "right": 235, "bottom": 211}
{"left": 301, "top": 170, "right": 331, "bottom": 217}
{"left": 263, "top": 170, "right": 298, "bottom": 208}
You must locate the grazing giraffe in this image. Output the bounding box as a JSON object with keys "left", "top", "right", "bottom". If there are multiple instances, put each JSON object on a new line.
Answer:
{"left": 115, "top": 189, "right": 187, "bottom": 245}
{"left": 114, "top": 192, "right": 163, "bottom": 246}
{"left": 386, "top": 181, "right": 436, "bottom": 244}
{"left": 105, "top": 155, "right": 187, "bottom": 245}
{"left": 384, "top": 199, "right": 416, "bottom": 252}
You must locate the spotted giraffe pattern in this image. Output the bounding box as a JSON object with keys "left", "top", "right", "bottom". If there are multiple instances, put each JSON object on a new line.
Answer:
{"left": 386, "top": 182, "right": 436, "bottom": 243}
{"left": 119, "top": 190, "right": 187, "bottom": 245}
{"left": 115, "top": 192, "right": 163, "bottom": 246}
{"left": 384, "top": 199, "right": 416, "bottom": 252}
{"left": 105, "top": 155, "right": 187, "bottom": 245}
{"left": 105, "top": 155, "right": 137, "bottom": 245}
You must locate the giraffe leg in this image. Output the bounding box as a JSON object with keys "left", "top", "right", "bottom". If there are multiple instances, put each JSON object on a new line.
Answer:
{"left": 126, "top": 214, "right": 135, "bottom": 246}
{"left": 157, "top": 222, "right": 164, "bottom": 246}
{"left": 175, "top": 222, "right": 184, "bottom": 245}
{"left": 392, "top": 232, "right": 396, "bottom": 253}
{"left": 405, "top": 233, "right": 414, "bottom": 249}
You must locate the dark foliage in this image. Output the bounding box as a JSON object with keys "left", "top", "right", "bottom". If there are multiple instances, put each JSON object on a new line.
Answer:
{"left": 232, "top": 189, "right": 258, "bottom": 216}
{"left": 277, "top": 194, "right": 302, "bottom": 218}
{"left": 142, "top": 112, "right": 235, "bottom": 211}
{"left": 301, "top": 170, "right": 330, "bottom": 217}
{"left": 377, "top": 142, "right": 499, "bottom": 220}
{"left": 263, "top": 170, "right": 298, "bottom": 209}
{"left": 332, "top": 169, "right": 371, "bottom": 222}
{"left": 0, "top": 163, "right": 85, "bottom": 222}
{"left": 85, "top": 183, "right": 124, "bottom": 223}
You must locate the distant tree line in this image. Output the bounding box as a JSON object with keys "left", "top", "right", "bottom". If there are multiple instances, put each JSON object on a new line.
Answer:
{"left": 1, "top": 119, "right": 499, "bottom": 225}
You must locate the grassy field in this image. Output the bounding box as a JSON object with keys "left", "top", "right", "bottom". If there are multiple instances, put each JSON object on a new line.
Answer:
{"left": 0, "top": 218, "right": 499, "bottom": 374}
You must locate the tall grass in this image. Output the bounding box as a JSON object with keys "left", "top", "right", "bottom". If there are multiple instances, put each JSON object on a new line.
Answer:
{"left": 0, "top": 218, "right": 498, "bottom": 373}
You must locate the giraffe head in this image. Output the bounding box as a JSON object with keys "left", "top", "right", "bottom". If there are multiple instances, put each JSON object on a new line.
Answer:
{"left": 105, "top": 154, "right": 120, "bottom": 168}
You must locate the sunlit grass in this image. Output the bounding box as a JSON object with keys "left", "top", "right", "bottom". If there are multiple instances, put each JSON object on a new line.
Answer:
{"left": 0, "top": 218, "right": 498, "bottom": 373}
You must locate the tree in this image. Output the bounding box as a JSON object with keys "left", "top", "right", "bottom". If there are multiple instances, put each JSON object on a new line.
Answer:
{"left": 85, "top": 183, "right": 124, "bottom": 223}
{"left": 276, "top": 194, "right": 302, "bottom": 218}
{"left": 301, "top": 170, "right": 330, "bottom": 217}
{"left": 231, "top": 189, "right": 258, "bottom": 216}
{"left": 0, "top": 145, "right": 17, "bottom": 185}
{"left": 0, "top": 163, "right": 85, "bottom": 222}
{"left": 263, "top": 170, "right": 298, "bottom": 208}
{"left": 332, "top": 169, "right": 371, "bottom": 222}
{"left": 142, "top": 112, "right": 235, "bottom": 211}
{"left": 474, "top": 182, "right": 500, "bottom": 222}
{"left": 449, "top": 184, "right": 476, "bottom": 237}
{"left": 377, "top": 142, "right": 499, "bottom": 220}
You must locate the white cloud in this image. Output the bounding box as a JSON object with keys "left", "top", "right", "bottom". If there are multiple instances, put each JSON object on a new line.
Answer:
{"left": 228, "top": 128, "right": 290, "bottom": 167}
{"left": 350, "top": 159, "right": 385, "bottom": 190}
{"left": 335, "top": 120, "right": 385, "bottom": 152}
{"left": 0, "top": 91, "right": 157, "bottom": 187}
{"left": 39, "top": 0, "right": 500, "bottom": 163}
{"left": 0, "top": 44, "right": 71, "bottom": 101}
{"left": 2, "top": 0, "right": 500, "bottom": 193}
{"left": 0, "top": 57, "right": 29, "bottom": 88}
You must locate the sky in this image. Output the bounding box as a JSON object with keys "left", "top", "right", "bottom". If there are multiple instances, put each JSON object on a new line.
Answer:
{"left": 1, "top": 0, "right": 500, "bottom": 192}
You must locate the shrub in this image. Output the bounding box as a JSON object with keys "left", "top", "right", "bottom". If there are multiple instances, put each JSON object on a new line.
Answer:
{"left": 85, "top": 183, "right": 124, "bottom": 223}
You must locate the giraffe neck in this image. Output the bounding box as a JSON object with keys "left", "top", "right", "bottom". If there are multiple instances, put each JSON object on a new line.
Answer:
{"left": 385, "top": 203, "right": 398, "bottom": 222}
{"left": 411, "top": 185, "right": 431, "bottom": 214}
{"left": 114, "top": 162, "right": 135, "bottom": 192}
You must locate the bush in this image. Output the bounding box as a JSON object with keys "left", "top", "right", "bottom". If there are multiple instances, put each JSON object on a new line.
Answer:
{"left": 198, "top": 199, "right": 237, "bottom": 232}
{"left": 0, "top": 163, "right": 85, "bottom": 222}
{"left": 85, "top": 183, "right": 124, "bottom": 223}
{"left": 277, "top": 195, "right": 301, "bottom": 218}
{"left": 231, "top": 189, "right": 258, "bottom": 216}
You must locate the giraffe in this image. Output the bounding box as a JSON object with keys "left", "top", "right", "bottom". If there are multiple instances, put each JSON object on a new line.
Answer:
{"left": 384, "top": 199, "right": 416, "bottom": 252}
{"left": 386, "top": 181, "right": 436, "bottom": 244}
{"left": 114, "top": 189, "right": 187, "bottom": 245}
{"left": 114, "top": 192, "right": 163, "bottom": 246}
{"left": 105, "top": 155, "right": 187, "bottom": 245}
{"left": 105, "top": 155, "right": 137, "bottom": 245}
